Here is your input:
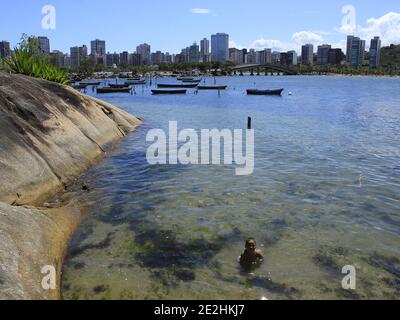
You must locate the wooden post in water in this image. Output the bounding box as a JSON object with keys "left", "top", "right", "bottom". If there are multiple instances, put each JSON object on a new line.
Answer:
{"left": 247, "top": 117, "right": 252, "bottom": 130}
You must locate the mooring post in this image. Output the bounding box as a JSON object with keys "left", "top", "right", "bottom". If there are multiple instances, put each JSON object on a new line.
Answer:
{"left": 247, "top": 117, "right": 252, "bottom": 130}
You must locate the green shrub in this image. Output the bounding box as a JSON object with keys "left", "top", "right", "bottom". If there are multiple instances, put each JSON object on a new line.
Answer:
{"left": 2, "top": 35, "right": 69, "bottom": 85}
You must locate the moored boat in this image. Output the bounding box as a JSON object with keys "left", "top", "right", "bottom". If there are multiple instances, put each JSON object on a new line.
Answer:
{"left": 125, "top": 79, "right": 146, "bottom": 85}
{"left": 151, "top": 89, "right": 187, "bottom": 95}
{"left": 181, "top": 79, "right": 201, "bottom": 83}
{"left": 197, "top": 85, "right": 227, "bottom": 90}
{"left": 158, "top": 83, "right": 198, "bottom": 88}
{"left": 246, "top": 89, "right": 284, "bottom": 96}
{"left": 96, "top": 87, "right": 132, "bottom": 94}
{"left": 177, "top": 77, "right": 194, "bottom": 81}
{"left": 109, "top": 83, "right": 130, "bottom": 88}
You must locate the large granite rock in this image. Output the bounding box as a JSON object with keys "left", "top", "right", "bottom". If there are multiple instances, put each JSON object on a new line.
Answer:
{"left": 0, "top": 202, "right": 83, "bottom": 300}
{"left": 0, "top": 72, "right": 142, "bottom": 299}
{"left": 0, "top": 72, "right": 141, "bottom": 206}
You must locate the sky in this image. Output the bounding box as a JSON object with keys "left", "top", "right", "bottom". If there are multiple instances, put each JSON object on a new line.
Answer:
{"left": 1, "top": 0, "right": 399, "bottom": 54}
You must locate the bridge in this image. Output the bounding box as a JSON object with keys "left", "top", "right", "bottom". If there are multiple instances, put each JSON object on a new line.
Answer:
{"left": 230, "top": 63, "right": 298, "bottom": 75}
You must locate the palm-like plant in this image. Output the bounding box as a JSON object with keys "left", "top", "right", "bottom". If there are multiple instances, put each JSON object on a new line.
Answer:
{"left": 2, "top": 35, "right": 69, "bottom": 85}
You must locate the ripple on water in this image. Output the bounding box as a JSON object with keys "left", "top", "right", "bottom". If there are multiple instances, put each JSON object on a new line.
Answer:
{"left": 62, "top": 76, "right": 400, "bottom": 300}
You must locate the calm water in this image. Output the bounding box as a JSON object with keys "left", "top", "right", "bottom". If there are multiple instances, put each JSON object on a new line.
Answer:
{"left": 62, "top": 76, "right": 400, "bottom": 300}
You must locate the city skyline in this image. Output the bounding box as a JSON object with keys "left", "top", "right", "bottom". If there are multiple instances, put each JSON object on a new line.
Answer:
{"left": 1, "top": 0, "right": 400, "bottom": 54}
{"left": 1, "top": 33, "right": 383, "bottom": 70}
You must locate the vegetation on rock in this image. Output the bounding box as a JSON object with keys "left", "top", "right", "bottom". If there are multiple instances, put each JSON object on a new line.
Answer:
{"left": 2, "top": 34, "right": 69, "bottom": 84}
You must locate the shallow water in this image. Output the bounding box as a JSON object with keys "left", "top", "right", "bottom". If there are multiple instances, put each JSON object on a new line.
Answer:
{"left": 62, "top": 76, "right": 400, "bottom": 300}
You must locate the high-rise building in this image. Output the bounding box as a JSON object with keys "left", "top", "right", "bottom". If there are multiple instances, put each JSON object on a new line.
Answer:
{"left": 271, "top": 51, "right": 280, "bottom": 64}
{"left": 38, "top": 36, "right": 50, "bottom": 54}
{"left": 152, "top": 51, "right": 165, "bottom": 65}
{"left": 129, "top": 53, "right": 141, "bottom": 66}
{"left": 188, "top": 42, "right": 200, "bottom": 63}
{"left": 175, "top": 51, "right": 186, "bottom": 64}
{"left": 241, "top": 49, "right": 248, "bottom": 64}
{"left": 0, "top": 41, "right": 11, "bottom": 59}
{"left": 106, "top": 52, "right": 120, "bottom": 67}
{"left": 176, "top": 47, "right": 190, "bottom": 63}
{"left": 106, "top": 54, "right": 113, "bottom": 67}
{"left": 287, "top": 51, "right": 298, "bottom": 65}
{"left": 50, "top": 50, "right": 66, "bottom": 68}
{"left": 258, "top": 49, "right": 272, "bottom": 64}
{"left": 346, "top": 36, "right": 365, "bottom": 67}
{"left": 119, "top": 51, "right": 129, "bottom": 65}
{"left": 317, "top": 45, "right": 332, "bottom": 65}
{"left": 200, "top": 38, "right": 210, "bottom": 63}
{"left": 136, "top": 43, "right": 151, "bottom": 65}
{"left": 70, "top": 45, "right": 88, "bottom": 67}
{"left": 350, "top": 37, "right": 365, "bottom": 67}
{"left": 63, "top": 55, "right": 71, "bottom": 68}
{"left": 229, "top": 48, "right": 243, "bottom": 65}
{"left": 90, "top": 39, "right": 106, "bottom": 56}
{"left": 245, "top": 49, "right": 257, "bottom": 64}
{"left": 301, "top": 44, "right": 314, "bottom": 65}
{"left": 369, "top": 36, "right": 381, "bottom": 69}
{"left": 346, "top": 35, "right": 354, "bottom": 64}
{"left": 280, "top": 52, "right": 288, "bottom": 65}
{"left": 211, "top": 33, "right": 229, "bottom": 62}
{"left": 164, "top": 52, "right": 172, "bottom": 64}
{"left": 328, "top": 48, "right": 344, "bottom": 65}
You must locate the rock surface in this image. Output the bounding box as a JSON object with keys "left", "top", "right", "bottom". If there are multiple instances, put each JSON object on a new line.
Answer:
{"left": 0, "top": 202, "right": 83, "bottom": 300}
{"left": 0, "top": 72, "right": 141, "bottom": 299}
{"left": 0, "top": 71, "right": 141, "bottom": 205}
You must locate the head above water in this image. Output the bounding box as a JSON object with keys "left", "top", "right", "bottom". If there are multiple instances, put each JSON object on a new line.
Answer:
{"left": 245, "top": 238, "right": 257, "bottom": 252}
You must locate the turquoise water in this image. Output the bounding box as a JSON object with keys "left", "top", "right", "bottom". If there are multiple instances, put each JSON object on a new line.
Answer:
{"left": 61, "top": 76, "right": 400, "bottom": 300}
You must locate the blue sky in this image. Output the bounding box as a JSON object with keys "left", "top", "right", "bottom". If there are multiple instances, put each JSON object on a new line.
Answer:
{"left": 1, "top": 0, "right": 399, "bottom": 53}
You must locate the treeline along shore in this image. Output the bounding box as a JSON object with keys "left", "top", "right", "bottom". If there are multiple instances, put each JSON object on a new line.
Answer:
{"left": 0, "top": 71, "right": 141, "bottom": 299}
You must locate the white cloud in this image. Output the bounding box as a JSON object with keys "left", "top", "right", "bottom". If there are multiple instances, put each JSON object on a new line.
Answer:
{"left": 190, "top": 8, "right": 211, "bottom": 14}
{"left": 292, "top": 31, "right": 324, "bottom": 45}
{"left": 338, "top": 11, "right": 400, "bottom": 47}
{"left": 251, "top": 39, "right": 292, "bottom": 52}
{"left": 230, "top": 11, "right": 400, "bottom": 56}
{"left": 360, "top": 12, "right": 400, "bottom": 46}
{"left": 233, "top": 31, "right": 327, "bottom": 53}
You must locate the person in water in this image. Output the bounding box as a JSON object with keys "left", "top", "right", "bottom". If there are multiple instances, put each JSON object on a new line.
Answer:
{"left": 239, "top": 238, "right": 264, "bottom": 269}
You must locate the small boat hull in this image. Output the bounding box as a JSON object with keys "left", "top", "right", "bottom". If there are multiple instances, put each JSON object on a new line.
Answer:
{"left": 181, "top": 79, "right": 201, "bottom": 83}
{"left": 197, "top": 86, "right": 227, "bottom": 90}
{"left": 125, "top": 80, "right": 146, "bottom": 85}
{"left": 177, "top": 77, "right": 194, "bottom": 81}
{"left": 152, "top": 89, "right": 187, "bottom": 95}
{"left": 109, "top": 83, "right": 130, "bottom": 88}
{"left": 158, "top": 83, "right": 198, "bottom": 88}
{"left": 246, "top": 89, "right": 284, "bottom": 96}
{"left": 97, "top": 87, "right": 132, "bottom": 94}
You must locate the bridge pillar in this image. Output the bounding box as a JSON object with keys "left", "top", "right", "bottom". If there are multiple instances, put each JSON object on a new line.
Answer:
{"left": 265, "top": 68, "right": 268, "bottom": 76}
{"left": 233, "top": 70, "right": 237, "bottom": 75}
{"left": 250, "top": 69, "right": 254, "bottom": 76}
{"left": 257, "top": 68, "right": 260, "bottom": 76}
{"left": 239, "top": 71, "right": 243, "bottom": 76}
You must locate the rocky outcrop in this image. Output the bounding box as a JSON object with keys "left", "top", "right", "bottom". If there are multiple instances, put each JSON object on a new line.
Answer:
{"left": 0, "top": 72, "right": 142, "bottom": 299}
{"left": 0, "top": 72, "right": 141, "bottom": 206}
{"left": 0, "top": 202, "right": 83, "bottom": 300}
